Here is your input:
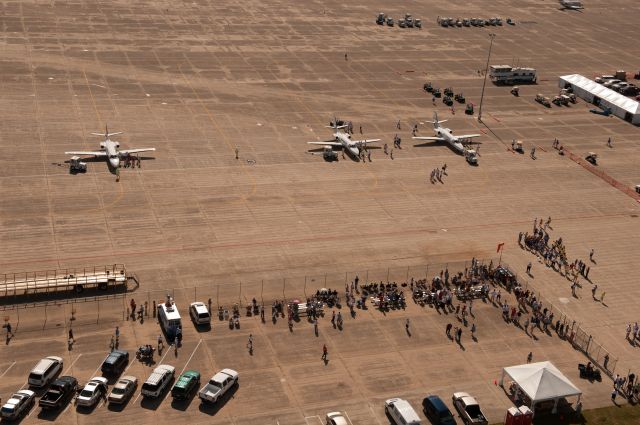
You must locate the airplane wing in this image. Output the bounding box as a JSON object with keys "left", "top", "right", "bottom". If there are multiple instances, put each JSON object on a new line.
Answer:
{"left": 412, "top": 136, "right": 445, "bottom": 141}
{"left": 352, "top": 138, "right": 381, "bottom": 145}
{"left": 456, "top": 134, "right": 482, "bottom": 139}
{"left": 119, "top": 148, "right": 156, "bottom": 155}
{"left": 307, "top": 141, "right": 343, "bottom": 146}
{"left": 65, "top": 151, "right": 108, "bottom": 156}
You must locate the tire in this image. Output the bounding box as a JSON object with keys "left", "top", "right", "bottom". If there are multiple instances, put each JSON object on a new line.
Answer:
{"left": 74, "top": 285, "right": 84, "bottom": 293}
{"left": 98, "top": 282, "right": 108, "bottom": 290}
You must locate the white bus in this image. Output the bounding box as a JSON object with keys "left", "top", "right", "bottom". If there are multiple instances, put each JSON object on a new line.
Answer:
{"left": 158, "top": 300, "right": 181, "bottom": 339}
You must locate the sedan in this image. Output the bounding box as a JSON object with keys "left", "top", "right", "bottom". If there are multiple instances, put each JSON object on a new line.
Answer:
{"left": 101, "top": 349, "right": 129, "bottom": 375}
{"left": 452, "top": 392, "right": 488, "bottom": 425}
{"left": 108, "top": 375, "right": 137, "bottom": 404}
{"left": 1, "top": 390, "right": 35, "bottom": 420}
{"left": 77, "top": 377, "right": 108, "bottom": 407}
{"left": 326, "top": 411, "right": 349, "bottom": 425}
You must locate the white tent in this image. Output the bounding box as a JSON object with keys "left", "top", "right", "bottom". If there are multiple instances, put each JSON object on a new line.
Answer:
{"left": 559, "top": 74, "right": 640, "bottom": 124}
{"left": 499, "top": 361, "right": 582, "bottom": 414}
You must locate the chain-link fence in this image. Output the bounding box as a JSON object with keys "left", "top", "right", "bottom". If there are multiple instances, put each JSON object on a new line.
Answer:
{"left": 501, "top": 260, "right": 619, "bottom": 378}
{"left": 2, "top": 258, "right": 496, "bottom": 333}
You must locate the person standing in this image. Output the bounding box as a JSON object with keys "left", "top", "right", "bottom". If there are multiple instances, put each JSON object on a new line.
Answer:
{"left": 590, "top": 248, "right": 595, "bottom": 262}
{"left": 405, "top": 318, "right": 410, "bottom": 333}
{"left": 321, "top": 344, "right": 328, "bottom": 361}
{"left": 247, "top": 334, "right": 253, "bottom": 354}
{"left": 446, "top": 323, "right": 452, "bottom": 338}
{"left": 68, "top": 328, "right": 74, "bottom": 343}
{"left": 527, "top": 352, "right": 533, "bottom": 363}
{"left": 471, "top": 323, "right": 476, "bottom": 340}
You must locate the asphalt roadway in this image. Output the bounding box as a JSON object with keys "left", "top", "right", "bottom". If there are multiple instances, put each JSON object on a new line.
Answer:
{"left": 1, "top": 0, "right": 640, "bottom": 423}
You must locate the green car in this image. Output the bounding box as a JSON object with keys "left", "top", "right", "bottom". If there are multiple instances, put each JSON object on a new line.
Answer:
{"left": 171, "top": 370, "right": 200, "bottom": 400}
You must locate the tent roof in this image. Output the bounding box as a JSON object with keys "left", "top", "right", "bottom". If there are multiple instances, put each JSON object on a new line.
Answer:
{"left": 503, "top": 361, "right": 582, "bottom": 402}
{"left": 560, "top": 74, "right": 640, "bottom": 115}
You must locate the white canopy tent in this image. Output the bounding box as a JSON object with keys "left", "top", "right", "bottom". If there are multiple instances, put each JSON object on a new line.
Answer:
{"left": 500, "top": 361, "right": 582, "bottom": 414}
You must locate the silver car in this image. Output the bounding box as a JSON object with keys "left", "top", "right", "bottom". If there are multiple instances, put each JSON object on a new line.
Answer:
{"left": 108, "top": 376, "right": 137, "bottom": 404}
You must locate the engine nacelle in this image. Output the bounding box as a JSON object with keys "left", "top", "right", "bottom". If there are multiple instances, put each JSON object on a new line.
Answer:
{"left": 100, "top": 142, "right": 106, "bottom": 149}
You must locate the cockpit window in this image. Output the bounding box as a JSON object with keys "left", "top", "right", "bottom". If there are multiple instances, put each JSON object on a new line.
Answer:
{"left": 109, "top": 155, "right": 118, "bottom": 159}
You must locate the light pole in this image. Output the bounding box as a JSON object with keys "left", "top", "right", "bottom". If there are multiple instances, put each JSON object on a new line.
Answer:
{"left": 477, "top": 33, "right": 496, "bottom": 123}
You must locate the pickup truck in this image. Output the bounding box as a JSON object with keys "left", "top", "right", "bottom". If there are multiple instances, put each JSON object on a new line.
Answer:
{"left": 198, "top": 368, "right": 238, "bottom": 404}
{"left": 39, "top": 376, "right": 78, "bottom": 409}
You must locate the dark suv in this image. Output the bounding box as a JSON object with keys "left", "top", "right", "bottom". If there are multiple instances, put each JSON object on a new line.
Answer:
{"left": 100, "top": 350, "right": 129, "bottom": 375}
{"left": 423, "top": 395, "right": 457, "bottom": 425}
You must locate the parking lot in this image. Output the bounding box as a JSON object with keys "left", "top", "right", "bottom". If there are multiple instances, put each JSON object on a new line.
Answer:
{"left": 1, "top": 0, "right": 640, "bottom": 423}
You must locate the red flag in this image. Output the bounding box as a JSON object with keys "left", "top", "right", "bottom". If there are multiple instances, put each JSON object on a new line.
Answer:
{"left": 497, "top": 242, "right": 504, "bottom": 252}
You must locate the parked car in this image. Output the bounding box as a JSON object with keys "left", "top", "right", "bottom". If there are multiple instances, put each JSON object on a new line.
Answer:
{"left": 199, "top": 368, "right": 238, "bottom": 404}
{"left": 39, "top": 376, "right": 78, "bottom": 409}
{"left": 189, "top": 302, "right": 211, "bottom": 326}
{"left": 385, "top": 398, "right": 421, "bottom": 425}
{"left": 326, "top": 411, "right": 349, "bottom": 425}
{"left": 142, "top": 365, "right": 175, "bottom": 398}
{"left": 172, "top": 370, "right": 201, "bottom": 400}
{"left": 28, "top": 356, "right": 63, "bottom": 388}
{"left": 108, "top": 375, "right": 137, "bottom": 404}
{"left": 101, "top": 349, "right": 129, "bottom": 375}
{"left": 452, "top": 392, "right": 488, "bottom": 425}
{"left": 1, "top": 390, "right": 35, "bottom": 420}
{"left": 77, "top": 377, "right": 108, "bottom": 407}
{"left": 603, "top": 79, "right": 621, "bottom": 88}
{"left": 423, "top": 395, "right": 457, "bottom": 425}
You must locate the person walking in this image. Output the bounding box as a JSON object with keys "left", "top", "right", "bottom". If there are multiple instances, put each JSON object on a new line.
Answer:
{"left": 446, "top": 323, "right": 452, "bottom": 338}
{"left": 471, "top": 323, "right": 476, "bottom": 340}
{"left": 321, "top": 344, "right": 328, "bottom": 361}
{"left": 68, "top": 328, "right": 74, "bottom": 343}
{"left": 247, "top": 334, "right": 253, "bottom": 354}
{"left": 590, "top": 248, "right": 595, "bottom": 262}
{"left": 527, "top": 352, "right": 533, "bottom": 363}
{"left": 405, "top": 318, "right": 410, "bottom": 333}
{"left": 157, "top": 334, "right": 164, "bottom": 352}
{"left": 115, "top": 326, "right": 120, "bottom": 343}
{"left": 235, "top": 147, "right": 239, "bottom": 159}
{"left": 592, "top": 284, "right": 597, "bottom": 299}
{"left": 600, "top": 291, "right": 606, "bottom": 303}
{"left": 526, "top": 262, "right": 532, "bottom": 274}
{"left": 5, "top": 322, "right": 13, "bottom": 338}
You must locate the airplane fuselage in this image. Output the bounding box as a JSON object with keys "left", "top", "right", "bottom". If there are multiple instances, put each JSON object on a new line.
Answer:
{"left": 335, "top": 132, "right": 360, "bottom": 156}
{"left": 434, "top": 127, "right": 465, "bottom": 154}
{"left": 102, "top": 139, "right": 121, "bottom": 168}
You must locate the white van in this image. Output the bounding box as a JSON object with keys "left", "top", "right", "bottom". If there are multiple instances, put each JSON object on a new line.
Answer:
{"left": 28, "top": 356, "right": 63, "bottom": 388}
{"left": 158, "top": 301, "right": 181, "bottom": 334}
{"left": 385, "top": 398, "right": 422, "bottom": 425}
{"left": 141, "top": 365, "right": 175, "bottom": 398}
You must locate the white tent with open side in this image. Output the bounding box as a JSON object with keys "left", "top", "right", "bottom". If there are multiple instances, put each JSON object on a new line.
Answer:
{"left": 499, "top": 361, "right": 582, "bottom": 414}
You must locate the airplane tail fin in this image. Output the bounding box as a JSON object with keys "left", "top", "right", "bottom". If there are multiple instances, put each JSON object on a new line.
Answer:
{"left": 427, "top": 112, "right": 447, "bottom": 128}
{"left": 325, "top": 116, "right": 348, "bottom": 130}
{"left": 90, "top": 124, "right": 123, "bottom": 138}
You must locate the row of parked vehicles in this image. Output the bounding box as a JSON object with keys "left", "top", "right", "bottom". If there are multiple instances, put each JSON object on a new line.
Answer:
{"left": 0, "top": 351, "right": 238, "bottom": 420}
{"left": 385, "top": 393, "right": 488, "bottom": 425}
{"left": 376, "top": 13, "right": 422, "bottom": 28}
{"left": 438, "top": 17, "right": 513, "bottom": 27}
{"left": 594, "top": 74, "right": 640, "bottom": 97}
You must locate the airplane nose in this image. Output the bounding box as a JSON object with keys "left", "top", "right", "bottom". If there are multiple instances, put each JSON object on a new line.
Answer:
{"left": 110, "top": 157, "right": 120, "bottom": 168}
{"left": 350, "top": 147, "right": 359, "bottom": 156}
